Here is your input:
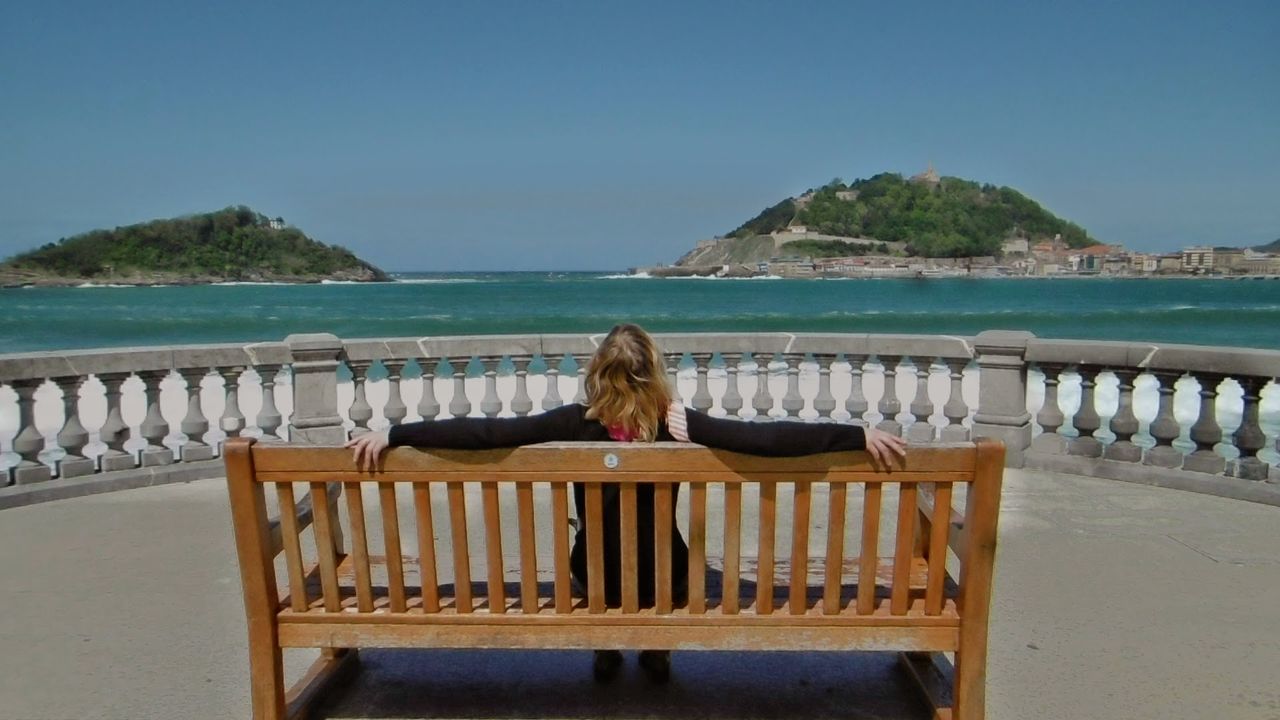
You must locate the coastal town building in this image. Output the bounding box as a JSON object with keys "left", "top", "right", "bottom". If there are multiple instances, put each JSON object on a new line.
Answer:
{"left": 910, "top": 163, "right": 940, "bottom": 186}
{"left": 1001, "top": 237, "right": 1029, "bottom": 255}
{"left": 1181, "top": 246, "right": 1215, "bottom": 274}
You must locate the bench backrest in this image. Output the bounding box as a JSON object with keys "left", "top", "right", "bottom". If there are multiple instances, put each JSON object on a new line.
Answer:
{"left": 225, "top": 438, "right": 1003, "bottom": 630}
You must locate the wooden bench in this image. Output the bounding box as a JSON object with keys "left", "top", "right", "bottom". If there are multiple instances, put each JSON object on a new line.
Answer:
{"left": 225, "top": 436, "right": 1004, "bottom": 720}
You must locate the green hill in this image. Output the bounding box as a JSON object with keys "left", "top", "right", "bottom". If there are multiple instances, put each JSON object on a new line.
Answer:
{"left": 0, "top": 206, "right": 388, "bottom": 285}
{"left": 1253, "top": 238, "right": 1280, "bottom": 253}
{"left": 725, "top": 172, "right": 1096, "bottom": 258}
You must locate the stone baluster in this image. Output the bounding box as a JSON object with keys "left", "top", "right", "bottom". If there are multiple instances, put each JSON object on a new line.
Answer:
{"left": 97, "top": 372, "right": 136, "bottom": 471}
{"left": 382, "top": 360, "right": 408, "bottom": 427}
{"left": 781, "top": 354, "right": 804, "bottom": 418}
{"left": 572, "top": 354, "right": 590, "bottom": 406}
{"left": 1068, "top": 365, "right": 1103, "bottom": 457}
{"left": 844, "top": 354, "right": 870, "bottom": 424}
{"left": 876, "top": 355, "right": 903, "bottom": 436}
{"left": 1232, "top": 377, "right": 1269, "bottom": 481}
{"left": 721, "top": 353, "right": 744, "bottom": 418}
{"left": 1104, "top": 369, "right": 1142, "bottom": 462}
{"left": 218, "top": 366, "right": 248, "bottom": 441}
{"left": 906, "top": 357, "right": 937, "bottom": 442}
{"left": 53, "top": 375, "right": 95, "bottom": 478}
{"left": 691, "top": 353, "right": 714, "bottom": 413}
{"left": 138, "top": 370, "right": 174, "bottom": 466}
{"left": 481, "top": 356, "right": 504, "bottom": 418}
{"left": 449, "top": 357, "right": 472, "bottom": 418}
{"left": 346, "top": 360, "right": 374, "bottom": 430}
{"left": 1030, "top": 363, "right": 1067, "bottom": 453}
{"left": 417, "top": 358, "right": 441, "bottom": 421}
{"left": 813, "top": 354, "right": 837, "bottom": 419}
{"left": 1183, "top": 373, "right": 1225, "bottom": 474}
{"left": 1143, "top": 370, "right": 1184, "bottom": 468}
{"left": 751, "top": 352, "right": 775, "bottom": 418}
{"left": 511, "top": 356, "right": 534, "bottom": 416}
{"left": 542, "top": 356, "right": 563, "bottom": 411}
{"left": 178, "top": 368, "right": 214, "bottom": 460}
{"left": 9, "top": 379, "right": 52, "bottom": 484}
{"left": 666, "top": 353, "right": 683, "bottom": 403}
{"left": 941, "top": 358, "right": 971, "bottom": 442}
{"left": 254, "top": 365, "right": 284, "bottom": 440}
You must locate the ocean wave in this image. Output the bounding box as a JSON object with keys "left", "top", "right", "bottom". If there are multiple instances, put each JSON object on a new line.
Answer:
{"left": 597, "top": 272, "right": 651, "bottom": 279}
{"left": 213, "top": 281, "right": 292, "bottom": 286}
{"left": 76, "top": 283, "right": 137, "bottom": 288}
{"left": 394, "top": 278, "right": 489, "bottom": 284}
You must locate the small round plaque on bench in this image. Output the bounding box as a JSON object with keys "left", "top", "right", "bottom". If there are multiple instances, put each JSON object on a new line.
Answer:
{"left": 603, "top": 453, "right": 619, "bottom": 469}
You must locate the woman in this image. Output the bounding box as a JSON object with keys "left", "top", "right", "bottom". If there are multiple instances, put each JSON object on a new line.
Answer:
{"left": 347, "top": 324, "right": 906, "bottom": 682}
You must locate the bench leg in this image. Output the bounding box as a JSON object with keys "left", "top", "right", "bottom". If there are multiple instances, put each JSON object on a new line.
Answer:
{"left": 247, "top": 629, "right": 286, "bottom": 720}
{"left": 897, "top": 651, "right": 954, "bottom": 720}
{"left": 953, "top": 640, "right": 987, "bottom": 720}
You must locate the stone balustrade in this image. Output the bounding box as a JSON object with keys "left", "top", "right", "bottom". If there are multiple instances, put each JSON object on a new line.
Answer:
{"left": 1, "top": 331, "right": 1276, "bottom": 508}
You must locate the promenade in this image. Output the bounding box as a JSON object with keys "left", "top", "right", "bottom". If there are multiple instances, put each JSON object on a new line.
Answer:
{"left": 2, "top": 467, "right": 1277, "bottom": 720}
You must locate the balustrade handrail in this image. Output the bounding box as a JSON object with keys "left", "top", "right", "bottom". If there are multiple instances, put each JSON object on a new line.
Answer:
{"left": 1, "top": 331, "right": 1277, "bottom": 507}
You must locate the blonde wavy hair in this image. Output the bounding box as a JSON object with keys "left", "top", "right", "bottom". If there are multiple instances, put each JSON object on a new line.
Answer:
{"left": 584, "top": 324, "right": 671, "bottom": 442}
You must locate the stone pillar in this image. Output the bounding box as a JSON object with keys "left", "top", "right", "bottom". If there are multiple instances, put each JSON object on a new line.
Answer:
{"left": 721, "top": 353, "right": 744, "bottom": 418}
{"left": 417, "top": 358, "right": 441, "bottom": 421}
{"left": 178, "top": 368, "right": 214, "bottom": 461}
{"left": 510, "top": 356, "right": 533, "bottom": 417}
{"left": 1183, "top": 372, "right": 1225, "bottom": 475}
{"left": 691, "top": 353, "right": 714, "bottom": 413}
{"left": 907, "top": 357, "right": 937, "bottom": 443}
{"left": 382, "top": 360, "right": 408, "bottom": 426}
{"left": 844, "top": 354, "right": 869, "bottom": 424}
{"left": 480, "top": 357, "right": 503, "bottom": 418}
{"left": 347, "top": 360, "right": 373, "bottom": 429}
{"left": 1143, "top": 370, "right": 1183, "bottom": 468}
{"left": 285, "top": 333, "right": 346, "bottom": 444}
{"left": 10, "top": 379, "right": 52, "bottom": 484}
{"left": 137, "top": 370, "right": 174, "bottom": 466}
{"left": 781, "top": 354, "right": 804, "bottom": 418}
{"left": 572, "top": 354, "right": 590, "bottom": 406}
{"left": 1232, "top": 377, "right": 1268, "bottom": 481}
{"left": 1030, "top": 363, "right": 1067, "bottom": 454}
{"left": 1068, "top": 366, "right": 1103, "bottom": 458}
{"left": 941, "top": 358, "right": 971, "bottom": 442}
{"left": 97, "top": 372, "right": 136, "bottom": 471}
{"left": 876, "top": 355, "right": 903, "bottom": 436}
{"left": 751, "top": 352, "right": 775, "bottom": 419}
{"left": 53, "top": 375, "right": 96, "bottom": 478}
{"left": 1104, "top": 369, "right": 1142, "bottom": 462}
{"left": 542, "top": 356, "right": 563, "bottom": 411}
{"left": 665, "top": 353, "right": 682, "bottom": 403}
{"left": 218, "top": 367, "right": 247, "bottom": 441}
{"left": 255, "top": 365, "right": 284, "bottom": 440}
{"left": 970, "top": 330, "right": 1033, "bottom": 467}
{"left": 813, "top": 354, "right": 837, "bottom": 419}
{"left": 448, "top": 358, "right": 472, "bottom": 418}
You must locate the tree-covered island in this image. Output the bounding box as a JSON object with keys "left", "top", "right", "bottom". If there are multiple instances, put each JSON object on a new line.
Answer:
{"left": 0, "top": 206, "right": 389, "bottom": 287}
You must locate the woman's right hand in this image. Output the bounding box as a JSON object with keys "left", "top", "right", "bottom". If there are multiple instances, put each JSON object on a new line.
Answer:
{"left": 864, "top": 427, "right": 907, "bottom": 468}
{"left": 345, "top": 430, "right": 390, "bottom": 472}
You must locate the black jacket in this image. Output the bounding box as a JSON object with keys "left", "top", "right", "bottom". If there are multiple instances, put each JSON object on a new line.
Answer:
{"left": 388, "top": 404, "right": 867, "bottom": 607}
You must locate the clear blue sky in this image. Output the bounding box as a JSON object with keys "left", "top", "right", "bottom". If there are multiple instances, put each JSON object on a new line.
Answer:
{"left": 2, "top": 1, "right": 1277, "bottom": 271}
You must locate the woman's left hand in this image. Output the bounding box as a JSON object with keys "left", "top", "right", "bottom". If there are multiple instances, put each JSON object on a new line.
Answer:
{"left": 864, "top": 427, "right": 907, "bottom": 467}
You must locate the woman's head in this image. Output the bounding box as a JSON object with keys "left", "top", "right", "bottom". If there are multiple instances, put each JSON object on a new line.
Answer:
{"left": 584, "top": 323, "right": 671, "bottom": 442}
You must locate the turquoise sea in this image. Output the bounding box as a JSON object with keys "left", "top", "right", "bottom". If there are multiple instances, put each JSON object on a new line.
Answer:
{"left": 2, "top": 273, "right": 1279, "bottom": 353}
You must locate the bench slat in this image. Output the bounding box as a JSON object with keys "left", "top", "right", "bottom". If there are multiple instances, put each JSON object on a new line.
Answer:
{"left": 276, "top": 483, "right": 309, "bottom": 612}
{"left": 584, "top": 483, "right": 605, "bottom": 613}
{"left": 515, "top": 483, "right": 538, "bottom": 614}
{"left": 822, "top": 482, "right": 847, "bottom": 615}
{"left": 482, "top": 482, "right": 505, "bottom": 614}
{"left": 309, "top": 483, "right": 342, "bottom": 613}
{"left": 412, "top": 485, "right": 440, "bottom": 613}
{"left": 619, "top": 484, "right": 639, "bottom": 613}
{"left": 378, "top": 485, "right": 407, "bottom": 613}
{"left": 655, "top": 482, "right": 674, "bottom": 614}
{"left": 857, "top": 483, "right": 882, "bottom": 615}
{"left": 892, "top": 484, "right": 919, "bottom": 616}
{"left": 254, "top": 469, "right": 977, "bottom": 485}
{"left": 757, "top": 482, "right": 776, "bottom": 615}
{"left": 551, "top": 484, "right": 572, "bottom": 614}
{"left": 722, "top": 484, "right": 742, "bottom": 615}
{"left": 790, "top": 480, "right": 812, "bottom": 615}
{"left": 446, "top": 482, "right": 472, "bottom": 613}
{"left": 688, "top": 481, "right": 707, "bottom": 615}
{"left": 344, "top": 482, "right": 375, "bottom": 613}
{"left": 925, "top": 483, "right": 954, "bottom": 616}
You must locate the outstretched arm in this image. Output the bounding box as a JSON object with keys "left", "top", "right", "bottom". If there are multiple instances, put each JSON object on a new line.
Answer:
{"left": 673, "top": 405, "right": 906, "bottom": 465}
{"left": 346, "top": 404, "right": 585, "bottom": 470}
